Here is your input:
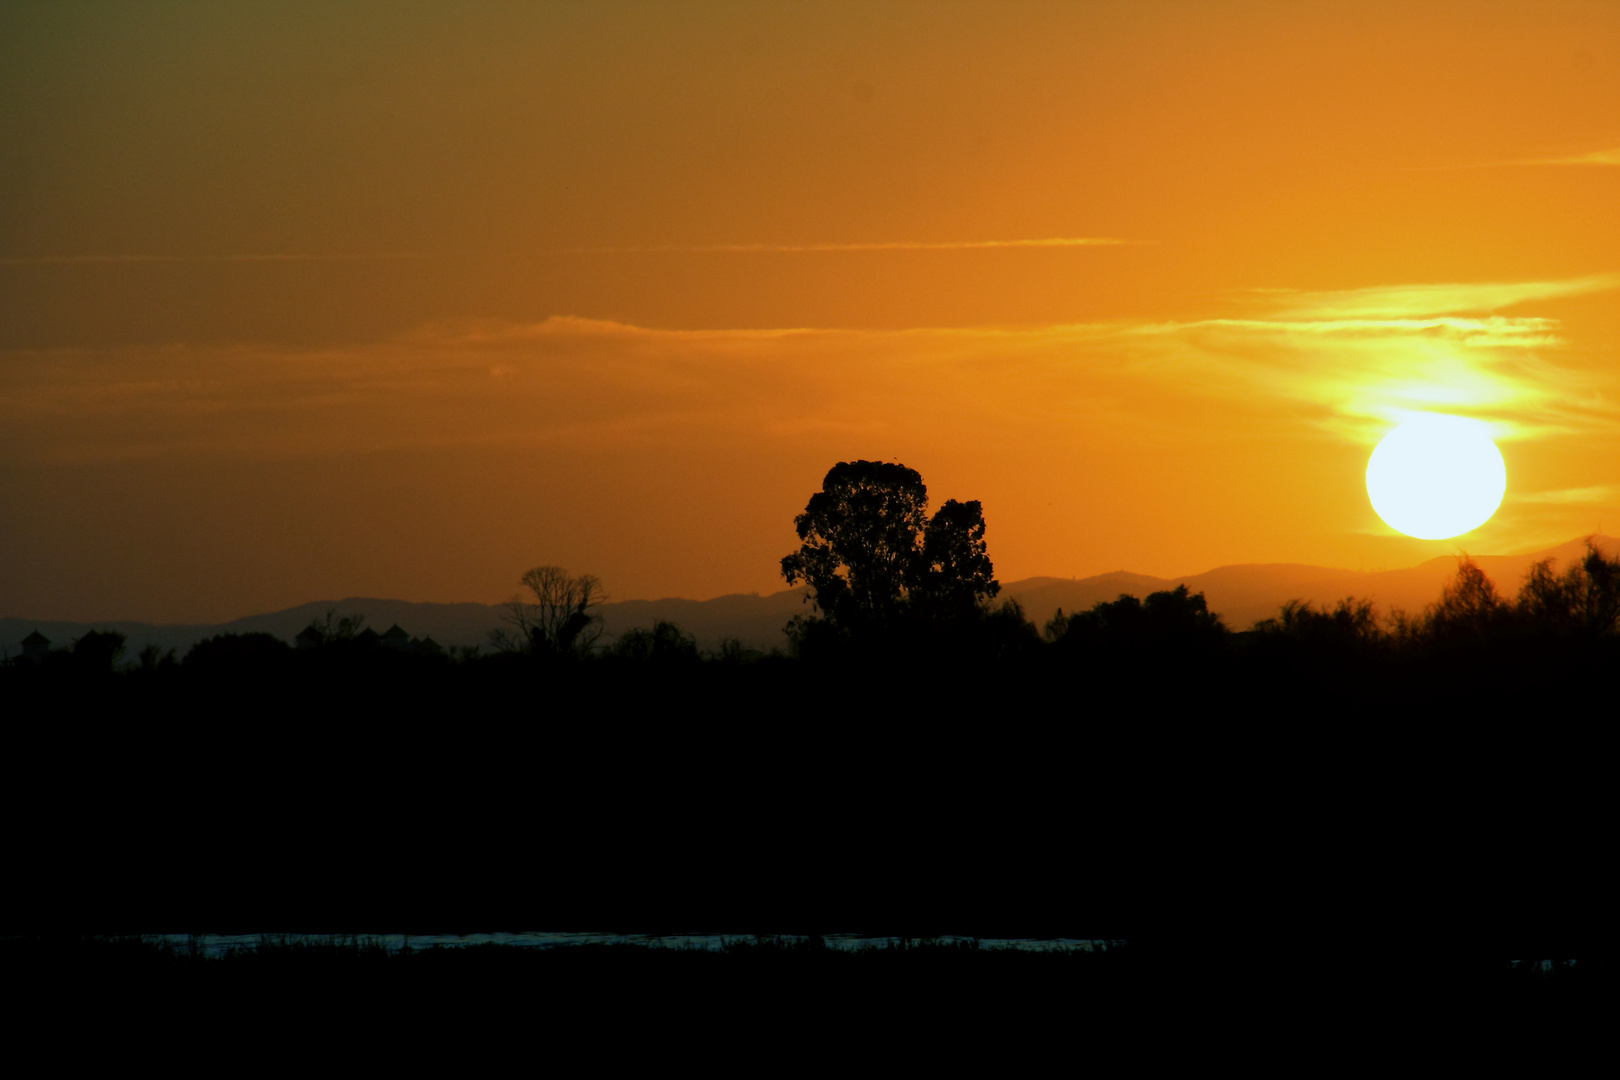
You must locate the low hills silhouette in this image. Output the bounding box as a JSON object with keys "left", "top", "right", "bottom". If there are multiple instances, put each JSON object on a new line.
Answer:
{"left": 5, "top": 535, "right": 1615, "bottom": 659}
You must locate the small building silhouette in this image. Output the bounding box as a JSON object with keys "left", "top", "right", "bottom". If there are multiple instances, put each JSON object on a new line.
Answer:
{"left": 21, "top": 630, "right": 50, "bottom": 664}
{"left": 380, "top": 624, "right": 411, "bottom": 651}
{"left": 295, "top": 624, "right": 324, "bottom": 650}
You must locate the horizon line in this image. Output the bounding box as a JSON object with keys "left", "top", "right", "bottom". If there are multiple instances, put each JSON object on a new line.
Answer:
{"left": 6, "top": 534, "right": 1613, "bottom": 629}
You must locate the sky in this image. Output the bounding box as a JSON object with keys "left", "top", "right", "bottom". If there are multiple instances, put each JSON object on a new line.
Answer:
{"left": 3, "top": 0, "right": 1619, "bottom": 623}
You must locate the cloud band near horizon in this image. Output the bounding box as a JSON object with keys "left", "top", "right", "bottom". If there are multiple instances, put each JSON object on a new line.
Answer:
{"left": 4, "top": 272, "right": 1617, "bottom": 620}
{"left": 3, "top": 274, "right": 1613, "bottom": 467}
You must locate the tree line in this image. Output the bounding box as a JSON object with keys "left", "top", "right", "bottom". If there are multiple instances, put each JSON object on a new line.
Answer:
{"left": 8, "top": 458, "right": 1620, "bottom": 682}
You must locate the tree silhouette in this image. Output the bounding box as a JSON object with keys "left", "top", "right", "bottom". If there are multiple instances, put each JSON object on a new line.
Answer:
{"left": 183, "top": 632, "right": 291, "bottom": 673}
{"left": 914, "top": 499, "right": 1000, "bottom": 617}
{"left": 1252, "top": 597, "right": 1380, "bottom": 645}
{"left": 1424, "top": 556, "right": 1505, "bottom": 640}
{"left": 1053, "top": 585, "right": 1225, "bottom": 658}
{"left": 781, "top": 460, "right": 931, "bottom": 629}
{"left": 780, "top": 460, "right": 999, "bottom": 633}
{"left": 70, "top": 629, "right": 126, "bottom": 674}
{"left": 1517, "top": 539, "right": 1620, "bottom": 636}
{"left": 493, "top": 566, "right": 606, "bottom": 656}
{"left": 299, "top": 609, "right": 367, "bottom": 647}
{"left": 611, "top": 620, "right": 699, "bottom": 666}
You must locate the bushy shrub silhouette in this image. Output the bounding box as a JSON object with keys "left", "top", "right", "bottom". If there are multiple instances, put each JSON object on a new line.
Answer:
{"left": 136, "top": 643, "right": 179, "bottom": 672}
{"left": 1253, "top": 597, "right": 1379, "bottom": 643}
{"left": 1515, "top": 539, "right": 1620, "bottom": 637}
{"left": 1422, "top": 556, "right": 1508, "bottom": 642}
{"left": 68, "top": 629, "right": 127, "bottom": 675}
{"left": 1053, "top": 585, "right": 1226, "bottom": 662}
{"left": 612, "top": 621, "right": 700, "bottom": 667}
{"left": 1249, "top": 597, "right": 1383, "bottom": 664}
{"left": 183, "top": 632, "right": 293, "bottom": 674}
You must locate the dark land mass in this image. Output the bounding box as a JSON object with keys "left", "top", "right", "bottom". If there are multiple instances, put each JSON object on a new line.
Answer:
{"left": 4, "top": 933, "right": 1605, "bottom": 1043}
{"left": 5, "top": 552, "right": 1613, "bottom": 975}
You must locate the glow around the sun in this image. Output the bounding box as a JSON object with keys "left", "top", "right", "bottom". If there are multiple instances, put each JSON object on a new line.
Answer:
{"left": 1365, "top": 413, "right": 1507, "bottom": 540}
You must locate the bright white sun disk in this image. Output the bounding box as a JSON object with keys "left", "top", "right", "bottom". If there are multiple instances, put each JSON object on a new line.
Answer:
{"left": 1365, "top": 414, "right": 1506, "bottom": 540}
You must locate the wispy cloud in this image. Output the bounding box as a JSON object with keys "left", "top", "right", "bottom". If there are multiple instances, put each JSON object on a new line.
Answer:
{"left": 1512, "top": 485, "right": 1620, "bottom": 506}
{"left": 1123, "top": 275, "right": 1620, "bottom": 440}
{"left": 0, "top": 239, "right": 1139, "bottom": 266}
{"left": 0, "top": 252, "right": 437, "bottom": 266}
{"left": 1248, "top": 275, "right": 1620, "bottom": 319}
{"left": 1, "top": 275, "right": 1612, "bottom": 467}
{"left": 1119, "top": 313, "right": 1608, "bottom": 441}
{"left": 552, "top": 237, "right": 1138, "bottom": 254}
{"left": 1406, "top": 146, "right": 1620, "bottom": 170}
{"left": 1523, "top": 147, "right": 1620, "bottom": 166}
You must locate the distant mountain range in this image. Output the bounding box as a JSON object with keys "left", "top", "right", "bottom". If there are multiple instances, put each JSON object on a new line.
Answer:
{"left": 1005, "top": 534, "right": 1619, "bottom": 635}
{"left": 6, "top": 536, "right": 1615, "bottom": 660}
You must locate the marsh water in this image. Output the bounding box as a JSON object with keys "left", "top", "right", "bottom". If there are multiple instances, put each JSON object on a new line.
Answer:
{"left": 155, "top": 932, "right": 1118, "bottom": 957}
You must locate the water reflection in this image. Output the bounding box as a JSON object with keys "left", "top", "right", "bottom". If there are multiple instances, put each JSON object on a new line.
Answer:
{"left": 156, "top": 932, "right": 1120, "bottom": 958}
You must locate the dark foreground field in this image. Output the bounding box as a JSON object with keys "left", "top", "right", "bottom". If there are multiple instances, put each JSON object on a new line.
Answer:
{"left": 5, "top": 562, "right": 1613, "bottom": 991}
{"left": 5, "top": 933, "right": 1607, "bottom": 1049}
{"left": 5, "top": 649, "right": 1609, "bottom": 961}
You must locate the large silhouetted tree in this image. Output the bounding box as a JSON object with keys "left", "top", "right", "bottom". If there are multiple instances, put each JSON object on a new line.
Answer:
{"left": 781, "top": 460, "right": 929, "bottom": 629}
{"left": 781, "top": 460, "right": 999, "bottom": 633}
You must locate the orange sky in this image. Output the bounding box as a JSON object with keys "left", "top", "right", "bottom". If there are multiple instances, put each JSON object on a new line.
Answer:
{"left": 3, "top": 1, "right": 1619, "bottom": 623}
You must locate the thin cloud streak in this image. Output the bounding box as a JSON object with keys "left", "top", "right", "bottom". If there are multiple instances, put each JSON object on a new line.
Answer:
{"left": 0, "top": 252, "right": 439, "bottom": 266}
{"left": 1512, "top": 485, "right": 1620, "bottom": 506}
{"left": 1125, "top": 315, "right": 1607, "bottom": 441}
{"left": 1527, "top": 148, "right": 1620, "bottom": 166}
{"left": 1249, "top": 275, "right": 1620, "bottom": 319}
{"left": 1403, "top": 147, "right": 1620, "bottom": 170}
{"left": 551, "top": 238, "right": 1139, "bottom": 254}
{"left": 3, "top": 314, "right": 1609, "bottom": 467}
{"left": 0, "top": 240, "right": 1140, "bottom": 265}
{"left": 2, "top": 275, "right": 1612, "bottom": 469}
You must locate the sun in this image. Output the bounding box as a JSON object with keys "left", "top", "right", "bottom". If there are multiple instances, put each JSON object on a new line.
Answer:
{"left": 1365, "top": 414, "right": 1506, "bottom": 540}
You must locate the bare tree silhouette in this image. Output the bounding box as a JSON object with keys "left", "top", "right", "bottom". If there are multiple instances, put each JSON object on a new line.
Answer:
{"left": 300, "top": 609, "right": 367, "bottom": 647}
{"left": 493, "top": 566, "right": 607, "bottom": 656}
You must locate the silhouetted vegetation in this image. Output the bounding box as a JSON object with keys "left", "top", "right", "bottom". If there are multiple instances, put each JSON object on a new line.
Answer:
{"left": 490, "top": 565, "right": 606, "bottom": 657}
{"left": 781, "top": 461, "right": 1002, "bottom": 637}
{"left": 5, "top": 467, "right": 1612, "bottom": 967}
{"left": 13, "top": 506, "right": 1610, "bottom": 698}
{"left": 1048, "top": 584, "right": 1226, "bottom": 666}
{"left": 610, "top": 620, "right": 701, "bottom": 667}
